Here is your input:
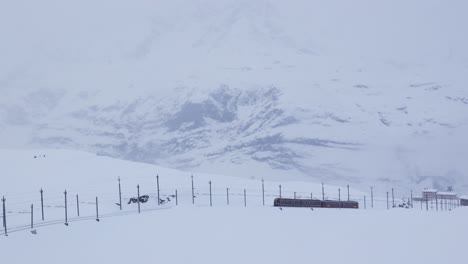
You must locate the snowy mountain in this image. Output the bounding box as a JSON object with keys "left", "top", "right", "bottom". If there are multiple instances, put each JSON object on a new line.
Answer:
{"left": 1, "top": 0, "right": 468, "bottom": 191}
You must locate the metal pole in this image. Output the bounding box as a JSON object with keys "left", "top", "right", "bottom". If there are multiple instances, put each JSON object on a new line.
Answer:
{"left": 76, "top": 194, "right": 80, "bottom": 217}
{"left": 371, "top": 186, "right": 374, "bottom": 208}
{"left": 137, "top": 185, "right": 141, "bottom": 214}
{"left": 322, "top": 182, "right": 325, "bottom": 201}
{"left": 31, "top": 204, "right": 34, "bottom": 229}
{"left": 96, "top": 197, "right": 99, "bottom": 222}
{"left": 410, "top": 190, "right": 413, "bottom": 208}
{"left": 118, "top": 177, "right": 122, "bottom": 211}
{"left": 311, "top": 193, "right": 313, "bottom": 199}
{"left": 156, "top": 175, "right": 160, "bottom": 206}
{"left": 279, "top": 185, "right": 282, "bottom": 198}
{"left": 2, "top": 196, "right": 7, "bottom": 236}
{"left": 191, "top": 175, "right": 195, "bottom": 205}
{"left": 347, "top": 184, "right": 350, "bottom": 201}
{"left": 338, "top": 188, "right": 341, "bottom": 209}
{"left": 386, "top": 192, "right": 389, "bottom": 210}
{"left": 227, "top": 188, "right": 229, "bottom": 205}
{"left": 262, "top": 179, "right": 265, "bottom": 206}
{"left": 294, "top": 192, "right": 296, "bottom": 199}
{"left": 64, "top": 190, "right": 68, "bottom": 226}
{"left": 426, "top": 195, "right": 429, "bottom": 211}
{"left": 244, "top": 189, "right": 247, "bottom": 207}
{"left": 209, "top": 181, "right": 212, "bottom": 207}
{"left": 40, "top": 188, "right": 44, "bottom": 221}
{"left": 175, "top": 189, "right": 178, "bottom": 206}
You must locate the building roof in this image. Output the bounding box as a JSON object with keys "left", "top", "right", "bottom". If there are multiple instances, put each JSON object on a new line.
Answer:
{"left": 436, "top": 192, "right": 457, "bottom": 196}
{"left": 460, "top": 195, "right": 468, "bottom": 200}
{"left": 422, "top": 189, "right": 438, "bottom": 192}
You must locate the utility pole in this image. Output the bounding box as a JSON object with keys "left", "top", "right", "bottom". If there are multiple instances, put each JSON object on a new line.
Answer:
{"left": 386, "top": 191, "right": 389, "bottom": 210}
{"left": 2, "top": 196, "right": 7, "bottom": 236}
{"left": 410, "top": 190, "right": 413, "bottom": 208}
{"left": 30, "top": 204, "right": 34, "bottom": 229}
{"left": 96, "top": 197, "right": 100, "bottom": 222}
{"left": 191, "top": 174, "right": 195, "bottom": 205}
{"left": 322, "top": 182, "right": 325, "bottom": 201}
{"left": 262, "top": 179, "right": 265, "bottom": 206}
{"left": 118, "top": 177, "right": 122, "bottom": 210}
{"left": 40, "top": 188, "right": 44, "bottom": 221}
{"left": 76, "top": 194, "right": 80, "bottom": 217}
{"left": 156, "top": 175, "right": 160, "bottom": 206}
{"left": 137, "top": 185, "right": 141, "bottom": 214}
{"left": 347, "top": 184, "right": 350, "bottom": 201}
{"left": 279, "top": 184, "right": 282, "bottom": 198}
{"left": 175, "top": 190, "right": 178, "bottom": 206}
{"left": 294, "top": 192, "right": 297, "bottom": 199}
{"left": 64, "top": 190, "right": 68, "bottom": 226}
{"left": 209, "top": 181, "right": 212, "bottom": 207}
{"left": 226, "top": 188, "right": 229, "bottom": 205}
{"left": 244, "top": 189, "right": 247, "bottom": 207}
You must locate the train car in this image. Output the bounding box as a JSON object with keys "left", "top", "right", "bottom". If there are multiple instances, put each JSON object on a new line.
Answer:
{"left": 322, "top": 200, "right": 359, "bottom": 209}
{"left": 340, "top": 200, "right": 359, "bottom": 209}
{"left": 274, "top": 198, "right": 322, "bottom": 208}
{"left": 273, "top": 198, "right": 359, "bottom": 209}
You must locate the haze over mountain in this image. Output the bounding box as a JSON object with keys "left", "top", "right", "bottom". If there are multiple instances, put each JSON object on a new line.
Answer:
{"left": 1, "top": 0, "right": 468, "bottom": 191}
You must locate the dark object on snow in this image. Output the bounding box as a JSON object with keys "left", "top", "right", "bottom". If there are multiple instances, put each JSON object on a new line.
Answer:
{"left": 274, "top": 198, "right": 358, "bottom": 209}
{"left": 128, "top": 195, "right": 149, "bottom": 204}
{"left": 461, "top": 198, "right": 468, "bottom": 206}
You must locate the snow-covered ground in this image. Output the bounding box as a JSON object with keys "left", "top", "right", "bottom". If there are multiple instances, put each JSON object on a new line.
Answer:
{"left": 1, "top": 149, "right": 466, "bottom": 264}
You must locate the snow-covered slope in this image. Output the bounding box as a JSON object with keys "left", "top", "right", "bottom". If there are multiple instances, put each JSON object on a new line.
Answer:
{"left": 0, "top": 149, "right": 467, "bottom": 264}
{"left": 1, "top": 0, "right": 468, "bottom": 191}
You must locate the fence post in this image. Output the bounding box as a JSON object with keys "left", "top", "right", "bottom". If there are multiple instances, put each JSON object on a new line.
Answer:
{"left": 191, "top": 175, "right": 195, "bottom": 205}
{"left": 118, "top": 177, "right": 122, "bottom": 211}
{"left": 76, "top": 194, "right": 80, "bottom": 217}
{"left": 40, "top": 188, "right": 44, "bottom": 221}
{"left": 262, "top": 179, "right": 265, "bottom": 206}
{"left": 96, "top": 197, "right": 100, "bottom": 222}
{"left": 2, "top": 196, "right": 7, "bottom": 236}
{"left": 31, "top": 204, "right": 34, "bottom": 229}
{"left": 371, "top": 186, "right": 374, "bottom": 209}
{"left": 175, "top": 189, "right": 178, "bottom": 206}
{"left": 347, "top": 184, "right": 350, "bottom": 201}
{"left": 156, "top": 175, "right": 160, "bottom": 206}
{"left": 226, "top": 188, "right": 229, "bottom": 205}
{"left": 244, "top": 189, "right": 247, "bottom": 207}
{"left": 64, "top": 190, "right": 68, "bottom": 226}
{"left": 386, "top": 191, "right": 389, "bottom": 210}
{"left": 137, "top": 185, "right": 141, "bottom": 214}
{"left": 209, "top": 181, "right": 212, "bottom": 207}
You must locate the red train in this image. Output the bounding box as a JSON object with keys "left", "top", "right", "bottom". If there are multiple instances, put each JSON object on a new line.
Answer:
{"left": 274, "top": 198, "right": 359, "bottom": 209}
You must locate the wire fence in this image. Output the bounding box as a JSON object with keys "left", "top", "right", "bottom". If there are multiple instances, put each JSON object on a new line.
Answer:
{"left": 1, "top": 177, "right": 463, "bottom": 237}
